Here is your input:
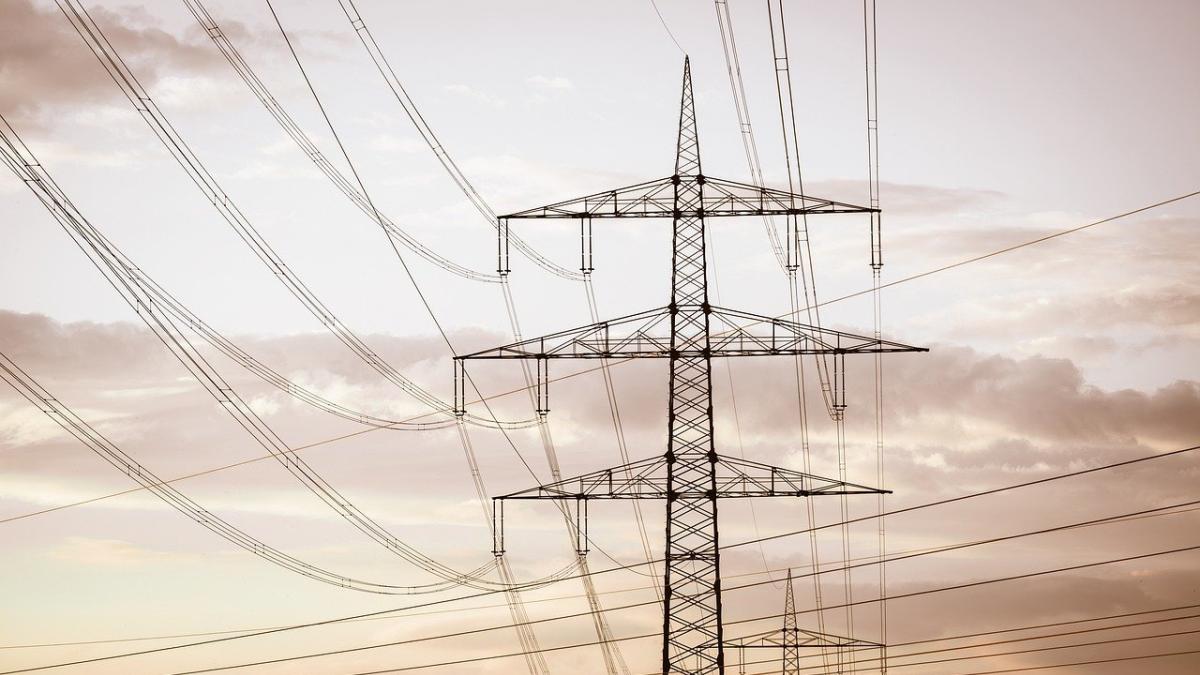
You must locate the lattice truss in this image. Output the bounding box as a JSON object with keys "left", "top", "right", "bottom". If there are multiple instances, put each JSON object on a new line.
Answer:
{"left": 501, "top": 175, "right": 871, "bottom": 219}
{"left": 453, "top": 305, "right": 921, "bottom": 417}
{"left": 454, "top": 57, "right": 925, "bottom": 674}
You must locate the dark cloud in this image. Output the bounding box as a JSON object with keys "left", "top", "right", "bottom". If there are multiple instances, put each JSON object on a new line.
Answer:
{"left": 0, "top": 309, "right": 178, "bottom": 383}
{"left": 688, "top": 344, "right": 1200, "bottom": 456}
{"left": 0, "top": 0, "right": 228, "bottom": 123}
{"left": 878, "top": 346, "right": 1200, "bottom": 447}
{"left": 0, "top": 0, "right": 358, "bottom": 129}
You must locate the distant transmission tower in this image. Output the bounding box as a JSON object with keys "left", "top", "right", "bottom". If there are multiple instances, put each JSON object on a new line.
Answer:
{"left": 728, "top": 570, "right": 882, "bottom": 674}
{"left": 454, "top": 58, "right": 924, "bottom": 674}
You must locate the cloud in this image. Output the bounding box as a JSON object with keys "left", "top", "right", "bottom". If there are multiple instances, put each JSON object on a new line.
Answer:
{"left": 935, "top": 284, "right": 1200, "bottom": 348}
{"left": 0, "top": 0, "right": 354, "bottom": 130}
{"left": 526, "top": 75, "right": 574, "bottom": 91}
{"left": 48, "top": 536, "right": 179, "bottom": 566}
{"left": 0, "top": 0, "right": 226, "bottom": 124}
{"left": 370, "top": 133, "right": 425, "bottom": 155}
{"left": 806, "top": 178, "right": 1005, "bottom": 215}
{"left": 441, "top": 83, "right": 507, "bottom": 109}
{"left": 874, "top": 345, "right": 1200, "bottom": 448}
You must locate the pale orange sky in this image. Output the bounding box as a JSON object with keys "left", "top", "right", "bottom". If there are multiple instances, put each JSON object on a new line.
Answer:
{"left": 1, "top": 0, "right": 1198, "bottom": 673}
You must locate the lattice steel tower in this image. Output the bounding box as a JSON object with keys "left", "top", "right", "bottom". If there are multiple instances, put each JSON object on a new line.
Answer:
{"left": 454, "top": 58, "right": 925, "bottom": 674}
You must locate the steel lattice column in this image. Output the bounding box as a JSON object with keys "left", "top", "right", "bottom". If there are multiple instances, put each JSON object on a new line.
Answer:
{"left": 783, "top": 571, "right": 801, "bottom": 675}
{"left": 662, "top": 57, "right": 724, "bottom": 675}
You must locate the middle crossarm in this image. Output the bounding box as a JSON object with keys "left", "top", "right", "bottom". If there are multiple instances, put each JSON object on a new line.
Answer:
{"left": 456, "top": 306, "right": 926, "bottom": 360}
{"left": 500, "top": 175, "right": 876, "bottom": 219}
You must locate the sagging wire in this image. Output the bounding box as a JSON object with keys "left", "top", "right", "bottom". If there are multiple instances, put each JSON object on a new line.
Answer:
{"left": 261, "top": 2, "right": 555, "bottom": 666}
{"left": 0, "top": 348, "right": 497, "bottom": 595}
{"left": 764, "top": 0, "right": 844, "bottom": 670}
{"left": 333, "top": 0, "right": 582, "bottom": 282}
{"left": 60, "top": 0, "right": 535, "bottom": 439}
{"left": 267, "top": 4, "right": 636, "bottom": 670}
{"left": 861, "top": 0, "right": 889, "bottom": 667}
{"left": 0, "top": 113, "right": 578, "bottom": 593}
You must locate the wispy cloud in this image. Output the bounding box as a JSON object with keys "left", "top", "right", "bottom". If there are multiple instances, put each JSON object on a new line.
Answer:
{"left": 525, "top": 75, "right": 574, "bottom": 90}
{"left": 441, "top": 83, "right": 507, "bottom": 109}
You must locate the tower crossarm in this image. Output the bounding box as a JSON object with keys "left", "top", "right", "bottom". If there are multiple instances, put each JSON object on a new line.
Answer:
{"left": 457, "top": 307, "right": 673, "bottom": 360}
{"left": 452, "top": 306, "right": 925, "bottom": 416}
{"left": 495, "top": 454, "right": 888, "bottom": 501}
{"left": 707, "top": 306, "right": 927, "bottom": 356}
{"left": 500, "top": 175, "right": 875, "bottom": 220}
{"left": 488, "top": 453, "right": 887, "bottom": 560}
{"left": 455, "top": 306, "right": 926, "bottom": 361}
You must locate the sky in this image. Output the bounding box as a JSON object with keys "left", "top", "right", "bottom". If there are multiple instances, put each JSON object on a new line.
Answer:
{"left": 0, "top": 0, "right": 1198, "bottom": 673}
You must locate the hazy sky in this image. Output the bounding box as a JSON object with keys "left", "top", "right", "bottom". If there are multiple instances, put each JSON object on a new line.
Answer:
{"left": 1, "top": 0, "right": 1198, "bottom": 673}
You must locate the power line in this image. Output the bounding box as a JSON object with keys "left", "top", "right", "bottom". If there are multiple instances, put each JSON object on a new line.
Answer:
{"left": 740, "top": 633, "right": 1200, "bottom": 674}
{"left": 959, "top": 648, "right": 1200, "bottom": 674}
{"left": 18, "top": 0, "right": 585, "bottom": 601}
{"left": 743, "top": 601, "right": 1200, "bottom": 671}
{"left": 262, "top": 4, "right": 557, "bottom": 668}
{"left": 713, "top": 0, "right": 788, "bottom": 269}
{"left": 50, "top": 0, "right": 464, "bottom": 419}
{"left": 0, "top": 355, "right": 633, "bottom": 530}
{"left": 728, "top": 443, "right": 1200, "bottom": 551}
{"left": 177, "top": 0, "right": 499, "bottom": 283}
{"left": 177, "top": 605, "right": 1200, "bottom": 675}
{"left": 796, "top": 189, "right": 1200, "bottom": 317}
{"left": 0, "top": 109, "right": 569, "bottom": 593}
{"left": 333, "top": 601, "right": 1200, "bottom": 675}
{"left": 150, "top": 546, "right": 1200, "bottom": 675}
{"left": 158, "top": 455, "right": 1200, "bottom": 670}
{"left": 9, "top": 460, "right": 1196, "bottom": 674}
{"left": 332, "top": 0, "right": 581, "bottom": 280}
{"left": 7, "top": 500, "right": 1198, "bottom": 653}
{"left": 0, "top": 349, "right": 502, "bottom": 595}
{"left": 360, "top": 628, "right": 1200, "bottom": 674}
{"left": 891, "top": 601, "right": 1200, "bottom": 648}
{"left": 647, "top": 0, "right": 685, "bottom": 53}
{"left": 773, "top": 613, "right": 1200, "bottom": 672}
{"left": 136, "top": 504, "right": 1200, "bottom": 674}
{"left": 269, "top": 3, "right": 636, "bottom": 666}
{"left": 744, "top": 624, "right": 1200, "bottom": 672}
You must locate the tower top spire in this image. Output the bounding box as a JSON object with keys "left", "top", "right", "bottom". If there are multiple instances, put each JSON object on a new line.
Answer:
{"left": 675, "top": 57, "right": 700, "bottom": 176}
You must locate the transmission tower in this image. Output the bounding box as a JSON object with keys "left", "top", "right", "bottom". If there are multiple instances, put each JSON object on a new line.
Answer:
{"left": 454, "top": 58, "right": 925, "bottom": 674}
{"left": 728, "top": 570, "right": 882, "bottom": 674}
